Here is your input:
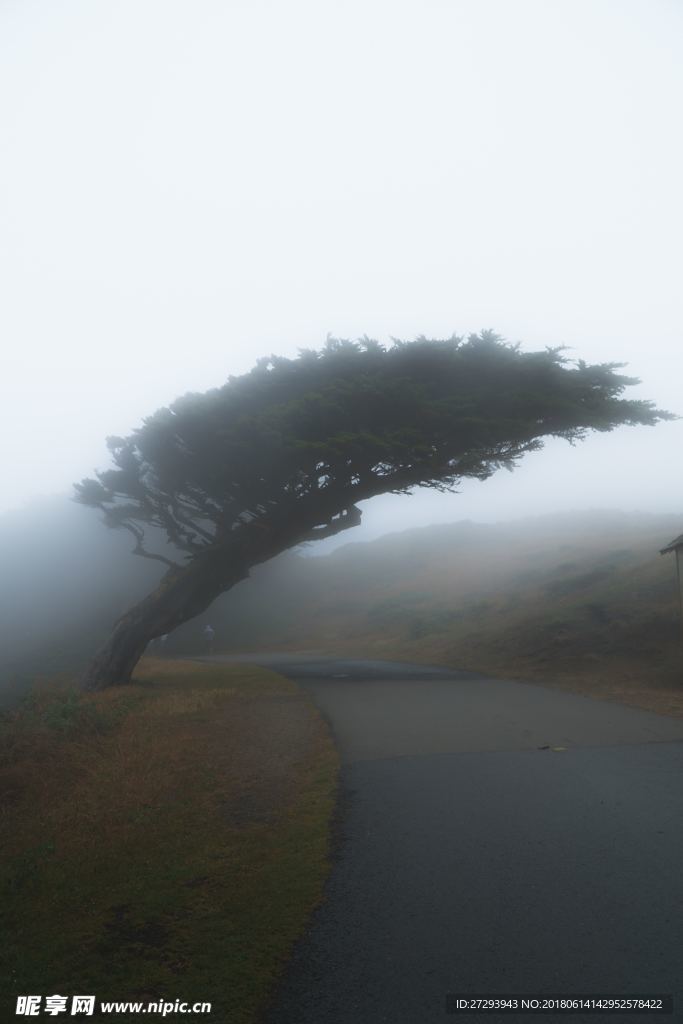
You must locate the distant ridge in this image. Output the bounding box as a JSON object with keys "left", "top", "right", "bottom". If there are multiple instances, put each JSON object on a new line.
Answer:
{"left": 1, "top": 501, "right": 681, "bottom": 716}
{"left": 320, "top": 508, "right": 683, "bottom": 559}
{"left": 190, "top": 509, "right": 683, "bottom": 714}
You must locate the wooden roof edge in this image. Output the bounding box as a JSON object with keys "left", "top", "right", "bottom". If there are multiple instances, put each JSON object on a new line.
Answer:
{"left": 660, "top": 534, "right": 683, "bottom": 555}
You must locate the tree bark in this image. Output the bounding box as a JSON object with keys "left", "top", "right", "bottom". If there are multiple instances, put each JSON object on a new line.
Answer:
{"left": 80, "top": 504, "right": 364, "bottom": 692}
{"left": 80, "top": 550, "right": 249, "bottom": 691}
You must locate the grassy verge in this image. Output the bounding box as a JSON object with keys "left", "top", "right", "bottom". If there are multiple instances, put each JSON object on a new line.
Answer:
{"left": 0, "top": 659, "right": 339, "bottom": 1023}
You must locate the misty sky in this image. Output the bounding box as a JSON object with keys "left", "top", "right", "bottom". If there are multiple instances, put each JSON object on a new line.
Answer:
{"left": 2, "top": 0, "right": 681, "bottom": 546}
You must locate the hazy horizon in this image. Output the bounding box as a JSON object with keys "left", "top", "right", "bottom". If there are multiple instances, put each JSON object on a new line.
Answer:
{"left": 2, "top": 0, "right": 682, "bottom": 541}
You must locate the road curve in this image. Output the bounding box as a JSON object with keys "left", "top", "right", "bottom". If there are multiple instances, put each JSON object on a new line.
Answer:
{"left": 206, "top": 653, "right": 683, "bottom": 1023}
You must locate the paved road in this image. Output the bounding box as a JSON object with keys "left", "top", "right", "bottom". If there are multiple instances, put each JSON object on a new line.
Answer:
{"left": 208, "top": 653, "right": 683, "bottom": 1023}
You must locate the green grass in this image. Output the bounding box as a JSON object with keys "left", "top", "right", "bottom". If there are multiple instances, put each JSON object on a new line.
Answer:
{"left": 0, "top": 659, "right": 339, "bottom": 1023}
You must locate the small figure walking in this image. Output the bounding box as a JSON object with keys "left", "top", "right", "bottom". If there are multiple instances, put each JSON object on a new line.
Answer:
{"left": 203, "top": 623, "right": 215, "bottom": 654}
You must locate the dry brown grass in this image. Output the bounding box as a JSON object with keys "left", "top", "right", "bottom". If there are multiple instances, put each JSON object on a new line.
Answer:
{"left": 229, "top": 518, "right": 683, "bottom": 721}
{"left": 1, "top": 658, "right": 339, "bottom": 1023}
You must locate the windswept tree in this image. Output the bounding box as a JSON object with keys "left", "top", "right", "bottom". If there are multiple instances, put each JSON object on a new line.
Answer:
{"left": 75, "top": 332, "right": 671, "bottom": 690}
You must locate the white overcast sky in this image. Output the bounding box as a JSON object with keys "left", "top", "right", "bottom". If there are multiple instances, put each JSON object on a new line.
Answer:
{"left": 1, "top": 0, "right": 681, "bottom": 544}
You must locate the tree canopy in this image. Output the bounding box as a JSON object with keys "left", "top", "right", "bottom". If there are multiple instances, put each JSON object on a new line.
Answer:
{"left": 75, "top": 332, "right": 671, "bottom": 564}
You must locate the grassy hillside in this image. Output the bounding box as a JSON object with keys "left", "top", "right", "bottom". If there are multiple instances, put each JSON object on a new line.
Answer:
{"left": 8, "top": 499, "right": 679, "bottom": 719}
{"left": 196, "top": 511, "right": 683, "bottom": 715}
{"left": 1, "top": 660, "right": 338, "bottom": 1023}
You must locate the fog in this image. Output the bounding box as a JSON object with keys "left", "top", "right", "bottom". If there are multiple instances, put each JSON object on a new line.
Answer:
{"left": 1, "top": 0, "right": 681, "bottom": 547}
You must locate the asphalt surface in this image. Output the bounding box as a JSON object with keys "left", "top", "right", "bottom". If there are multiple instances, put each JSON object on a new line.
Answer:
{"left": 207, "top": 653, "right": 683, "bottom": 1023}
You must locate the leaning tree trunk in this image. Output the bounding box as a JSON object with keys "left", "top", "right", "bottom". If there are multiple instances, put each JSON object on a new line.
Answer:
{"left": 80, "top": 550, "right": 249, "bottom": 692}
{"left": 80, "top": 503, "right": 362, "bottom": 691}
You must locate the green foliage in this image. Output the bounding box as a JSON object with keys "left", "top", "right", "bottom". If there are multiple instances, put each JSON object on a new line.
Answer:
{"left": 74, "top": 333, "right": 673, "bottom": 558}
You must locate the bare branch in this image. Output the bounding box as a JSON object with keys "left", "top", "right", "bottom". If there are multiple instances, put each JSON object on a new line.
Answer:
{"left": 120, "top": 522, "right": 182, "bottom": 569}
